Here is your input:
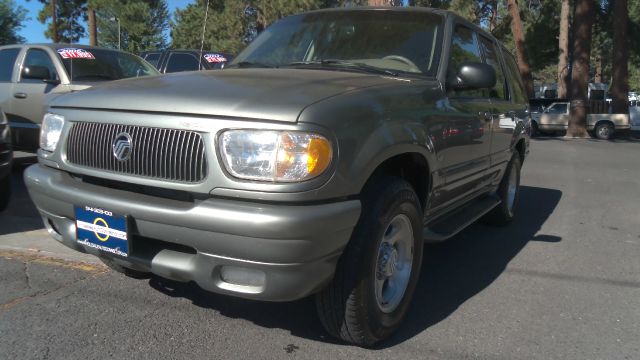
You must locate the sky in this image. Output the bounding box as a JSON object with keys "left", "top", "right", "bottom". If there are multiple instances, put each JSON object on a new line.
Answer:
{"left": 17, "top": 0, "right": 195, "bottom": 44}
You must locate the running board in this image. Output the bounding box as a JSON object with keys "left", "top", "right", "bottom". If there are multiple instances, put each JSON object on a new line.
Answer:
{"left": 423, "top": 195, "right": 501, "bottom": 243}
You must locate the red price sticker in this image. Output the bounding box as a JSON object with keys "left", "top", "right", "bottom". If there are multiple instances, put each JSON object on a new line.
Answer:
{"left": 204, "top": 53, "right": 228, "bottom": 63}
{"left": 57, "top": 48, "right": 96, "bottom": 60}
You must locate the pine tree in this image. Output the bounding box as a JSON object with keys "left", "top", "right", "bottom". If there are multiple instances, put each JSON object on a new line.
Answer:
{"left": 567, "top": 0, "right": 596, "bottom": 138}
{"left": 36, "top": 0, "right": 88, "bottom": 43}
{"left": 0, "top": 0, "right": 27, "bottom": 45}
{"left": 611, "top": 0, "right": 629, "bottom": 114}
{"left": 89, "top": 0, "right": 169, "bottom": 52}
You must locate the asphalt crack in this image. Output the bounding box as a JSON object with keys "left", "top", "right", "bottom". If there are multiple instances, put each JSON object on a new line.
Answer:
{"left": 23, "top": 261, "right": 33, "bottom": 291}
{"left": 0, "top": 270, "right": 107, "bottom": 311}
{"left": 0, "top": 251, "right": 107, "bottom": 311}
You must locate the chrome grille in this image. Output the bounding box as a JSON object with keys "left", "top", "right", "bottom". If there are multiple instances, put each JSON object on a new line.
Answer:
{"left": 66, "top": 122, "right": 207, "bottom": 183}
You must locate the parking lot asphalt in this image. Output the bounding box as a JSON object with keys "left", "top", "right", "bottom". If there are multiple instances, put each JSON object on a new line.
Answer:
{"left": 0, "top": 138, "right": 639, "bottom": 360}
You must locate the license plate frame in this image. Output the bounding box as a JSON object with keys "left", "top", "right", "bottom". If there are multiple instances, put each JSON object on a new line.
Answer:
{"left": 74, "top": 206, "right": 129, "bottom": 257}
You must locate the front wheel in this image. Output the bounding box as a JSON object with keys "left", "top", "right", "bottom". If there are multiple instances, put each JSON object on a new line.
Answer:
{"left": 315, "top": 177, "right": 424, "bottom": 347}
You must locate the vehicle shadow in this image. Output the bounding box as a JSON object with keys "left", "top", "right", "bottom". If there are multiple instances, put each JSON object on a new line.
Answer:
{"left": 0, "top": 161, "right": 44, "bottom": 235}
{"left": 146, "top": 185, "right": 562, "bottom": 347}
{"left": 383, "top": 185, "right": 562, "bottom": 347}
{"left": 532, "top": 134, "right": 640, "bottom": 143}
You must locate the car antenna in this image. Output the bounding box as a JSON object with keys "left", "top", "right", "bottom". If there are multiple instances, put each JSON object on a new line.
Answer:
{"left": 199, "top": 0, "right": 210, "bottom": 71}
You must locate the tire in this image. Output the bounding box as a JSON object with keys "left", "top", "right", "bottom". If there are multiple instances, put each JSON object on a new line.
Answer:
{"left": 0, "top": 174, "right": 10, "bottom": 212}
{"left": 483, "top": 151, "right": 521, "bottom": 226}
{"left": 530, "top": 121, "right": 539, "bottom": 138}
{"left": 315, "top": 177, "right": 424, "bottom": 347}
{"left": 595, "top": 122, "right": 614, "bottom": 140}
{"left": 100, "top": 257, "right": 151, "bottom": 279}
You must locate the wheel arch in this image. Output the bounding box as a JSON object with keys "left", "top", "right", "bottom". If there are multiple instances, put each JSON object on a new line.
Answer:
{"left": 359, "top": 150, "right": 432, "bottom": 211}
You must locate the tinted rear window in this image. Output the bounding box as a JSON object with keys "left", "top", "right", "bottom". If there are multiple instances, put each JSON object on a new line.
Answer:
{"left": 165, "top": 53, "right": 200, "bottom": 73}
{"left": 144, "top": 52, "right": 162, "bottom": 69}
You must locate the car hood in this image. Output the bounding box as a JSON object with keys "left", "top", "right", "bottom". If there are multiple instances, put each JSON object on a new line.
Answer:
{"left": 49, "top": 69, "right": 400, "bottom": 123}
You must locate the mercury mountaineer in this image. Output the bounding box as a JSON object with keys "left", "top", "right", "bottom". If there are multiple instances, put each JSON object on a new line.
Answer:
{"left": 25, "top": 7, "right": 530, "bottom": 346}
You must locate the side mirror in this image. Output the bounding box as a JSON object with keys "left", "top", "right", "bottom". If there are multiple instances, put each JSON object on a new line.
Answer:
{"left": 451, "top": 62, "right": 496, "bottom": 90}
{"left": 22, "top": 65, "right": 51, "bottom": 80}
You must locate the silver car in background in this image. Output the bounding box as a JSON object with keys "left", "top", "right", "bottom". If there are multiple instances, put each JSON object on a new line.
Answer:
{"left": 0, "top": 44, "right": 159, "bottom": 150}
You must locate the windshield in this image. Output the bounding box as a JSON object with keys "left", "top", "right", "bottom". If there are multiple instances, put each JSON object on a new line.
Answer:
{"left": 57, "top": 48, "right": 159, "bottom": 82}
{"left": 230, "top": 10, "right": 443, "bottom": 76}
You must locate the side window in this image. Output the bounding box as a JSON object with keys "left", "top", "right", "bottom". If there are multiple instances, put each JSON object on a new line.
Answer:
{"left": 165, "top": 53, "right": 200, "bottom": 73}
{"left": 448, "top": 25, "right": 484, "bottom": 97}
{"left": 501, "top": 49, "right": 528, "bottom": 104}
{"left": 478, "top": 36, "right": 507, "bottom": 101}
{"left": 0, "top": 48, "right": 21, "bottom": 82}
{"left": 21, "top": 48, "right": 58, "bottom": 82}
{"left": 144, "top": 52, "right": 161, "bottom": 69}
{"left": 550, "top": 104, "right": 568, "bottom": 114}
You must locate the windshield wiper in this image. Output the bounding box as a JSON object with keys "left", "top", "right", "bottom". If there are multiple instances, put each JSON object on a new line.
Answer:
{"left": 287, "top": 59, "right": 398, "bottom": 76}
{"left": 225, "top": 61, "right": 274, "bottom": 69}
{"left": 73, "top": 74, "right": 115, "bottom": 81}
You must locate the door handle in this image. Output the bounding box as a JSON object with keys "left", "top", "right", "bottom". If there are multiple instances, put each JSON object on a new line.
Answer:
{"left": 13, "top": 93, "right": 27, "bottom": 99}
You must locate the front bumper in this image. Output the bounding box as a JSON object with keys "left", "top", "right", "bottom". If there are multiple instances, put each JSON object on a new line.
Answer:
{"left": 24, "top": 164, "right": 361, "bottom": 301}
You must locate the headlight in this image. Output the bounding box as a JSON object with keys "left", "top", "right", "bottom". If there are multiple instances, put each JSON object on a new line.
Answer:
{"left": 40, "top": 113, "right": 65, "bottom": 152}
{"left": 219, "top": 130, "right": 332, "bottom": 182}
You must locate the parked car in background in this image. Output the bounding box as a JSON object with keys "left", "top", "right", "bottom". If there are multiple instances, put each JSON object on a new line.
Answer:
{"left": 0, "top": 110, "right": 12, "bottom": 212}
{"left": 0, "top": 44, "right": 159, "bottom": 150}
{"left": 25, "top": 7, "right": 529, "bottom": 346}
{"left": 536, "top": 102, "right": 630, "bottom": 139}
{"left": 630, "top": 105, "right": 640, "bottom": 131}
{"left": 529, "top": 98, "right": 567, "bottom": 135}
{"left": 140, "top": 49, "right": 233, "bottom": 73}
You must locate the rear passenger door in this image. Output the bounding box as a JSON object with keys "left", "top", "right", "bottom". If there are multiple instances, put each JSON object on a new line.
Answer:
{"left": 7, "top": 47, "right": 61, "bottom": 149}
{"left": 477, "top": 36, "right": 514, "bottom": 174}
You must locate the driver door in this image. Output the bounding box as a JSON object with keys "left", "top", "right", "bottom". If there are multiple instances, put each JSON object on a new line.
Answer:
{"left": 8, "top": 47, "right": 61, "bottom": 148}
{"left": 10, "top": 48, "right": 61, "bottom": 124}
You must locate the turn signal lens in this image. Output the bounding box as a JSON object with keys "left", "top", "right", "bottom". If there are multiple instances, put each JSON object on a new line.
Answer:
{"left": 219, "top": 130, "right": 333, "bottom": 182}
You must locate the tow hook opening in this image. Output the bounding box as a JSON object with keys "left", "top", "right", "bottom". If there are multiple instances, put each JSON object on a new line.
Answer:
{"left": 44, "top": 217, "right": 63, "bottom": 241}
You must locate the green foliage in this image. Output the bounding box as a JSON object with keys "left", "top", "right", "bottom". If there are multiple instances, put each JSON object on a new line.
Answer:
{"left": 171, "top": 0, "right": 326, "bottom": 53}
{"left": 89, "top": 0, "right": 169, "bottom": 52}
{"left": 0, "top": 0, "right": 27, "bottom": 45}
{"left": 492, "top": 1, "right": 559, "bottom": 83}
{"left": 628, "top": 0, "right": 640, "bottom": 90}
{"left": 35, "top": 0, "right": 88, "bottom": 43}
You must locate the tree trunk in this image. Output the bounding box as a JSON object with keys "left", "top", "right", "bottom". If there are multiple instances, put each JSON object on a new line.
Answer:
{"left": 567, "top": 0, "right": 595, "bottom": 138}
{"left": 594, "top": 53, "right": 603, "bottom": 83}
{"left": 557, "top": 0, "right": 571, "bottom": 99}
{"left": 611, "top": 0, "right": 629, "bottom": 114}
{"left": 490, "top": 0, "right": 498, "bottom": 31}
{"left": 51, "top": 0, "right": 59, "bottom": 43}
{"left": 88, "top": 9, "right": 97, "bottom": 46}
{"left": 507, "top": 0, "right": 534, "bottom": 99}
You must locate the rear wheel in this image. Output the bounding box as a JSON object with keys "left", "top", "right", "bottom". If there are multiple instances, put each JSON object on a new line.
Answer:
{"left": 483, "top": 151, "right": 521, "bottom": 226}
{"left": 0, "top": 174, "right": 10, "bottom": 212}
{"left": 595, "top": 122, "right": 614, "bottom": 140}
{"left": 530, "top": 121, "right": 539, "bottom": 137}
{"left": 315, "top": 177, "right": 423, "bottom": 347}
